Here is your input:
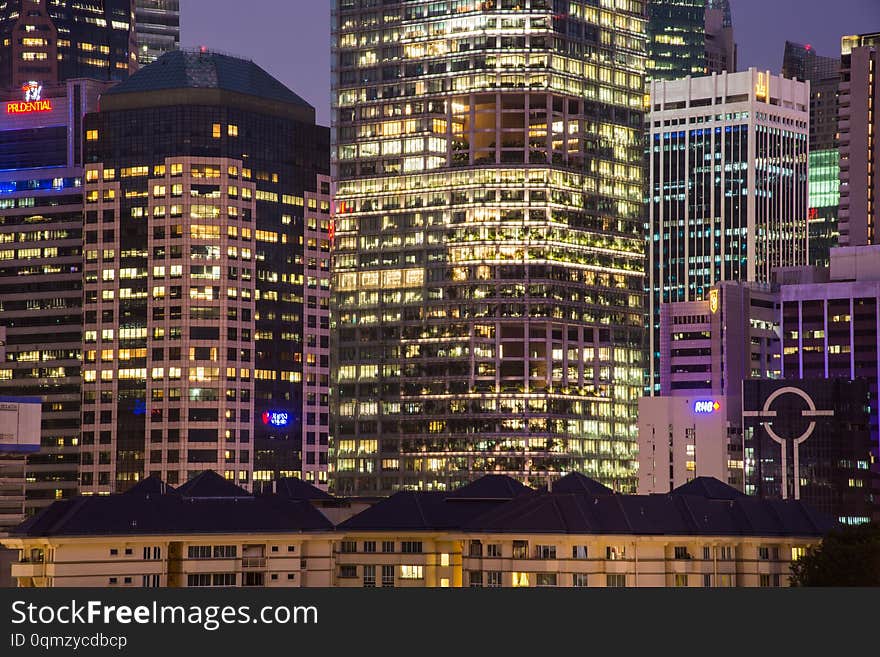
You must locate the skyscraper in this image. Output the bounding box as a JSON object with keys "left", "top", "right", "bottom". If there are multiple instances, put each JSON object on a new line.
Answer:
{"left": 838, "top": 32, "right": 880, "bottom": 248}
{"left": 134, "top": 0, "right": 180, "bottom": 66}
{"left": 782, "top": 41, "right": 841, "bottom": 267}
{"left": 646, "top": 69, "right": 810, "bottom": 393}
{"left": 331, "top": 0, "right": 647, "bottom": 495}
{"left": 0, "top": 78, "right": 111, "bottom": 516}
{"left": 0, "top": 0, "right": 136, "bottom": 89}
{"left": 78, "top": 50, "right": 331, "bottom": 493}
{"left": 647, "top": 0, "right": 736, "bottom": 82}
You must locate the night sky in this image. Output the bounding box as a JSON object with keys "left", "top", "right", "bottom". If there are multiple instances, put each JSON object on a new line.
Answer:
{"left": 182, "top": 0, "right": 880, "bottom": 127}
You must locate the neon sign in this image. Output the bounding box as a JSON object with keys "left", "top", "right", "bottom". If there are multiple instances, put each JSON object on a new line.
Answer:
{"left": 694, "top": 400, "right": 720, "bottom": 414}
{"left": 262, "top": 410, "right": 290, "bottom": 427}
{"left": 709, "top": 289, "right": 719, "bottom": 314}
{"left": 7, "top": 100, "right": 52, "bottom": 114}
{"left": 7, "top": 81, "right": 51, "bottom": 114}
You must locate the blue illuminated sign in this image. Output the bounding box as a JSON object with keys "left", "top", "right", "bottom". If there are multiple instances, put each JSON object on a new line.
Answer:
{"left": 262, "top": 410, "right": 290, "bottom": 427}
{"left": 694, "top": 400, "right": 720, "bottom": 414}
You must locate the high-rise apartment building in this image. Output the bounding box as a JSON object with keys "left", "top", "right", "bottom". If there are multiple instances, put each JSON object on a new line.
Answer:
{"left": 646, "top": 69, "right": 809, "bottom": 393}
{"left": 0, "top": 79, "right": 110, "bottom": 516}
{"left": 646, "top": 0, "right": 736, "bottom": 82}
{"left": 0, "top": 0, "right": 135, "bottom": 89}
{"left": 134, "top": 0, "right": 179, "bottom": 66}
{"left": 331, "top": 0, "right": 647, "bottom": 494}
{"left": 78, "top": 50, "right": 331, "bottom": 493}
{"left": 782, "top": 41, "right": 841, "bottom": 267}
{"left": 838, "top": 32, "right": 880, "bottom": 248}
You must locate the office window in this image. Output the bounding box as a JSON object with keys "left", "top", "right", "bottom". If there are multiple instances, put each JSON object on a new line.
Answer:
{"left": 536, "top": 545, "right": 556, "bottom": 559}
{"left": 536, "top": 573, "right": 557, "bottom": 587}
{"left": 399, "top": 565, "right": 423, "bottom": 580}
{"left": 512, "top": 541, "right": 529, "bottom": 559}
{"left": 363, "top": 565, "right": 376, "bottom": 588}
{"left": 606, "top": 574, "right": 626, "bottom": 588}
{"left": 511, "top": 572, "right": 530, "bottom": 588}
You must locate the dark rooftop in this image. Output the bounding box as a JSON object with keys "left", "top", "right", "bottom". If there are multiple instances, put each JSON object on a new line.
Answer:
{"left": 11, "top": 472, "right": 837, "bottom": 539}
{"left": 102, "top": 49, "right": 313, "bottom": 111}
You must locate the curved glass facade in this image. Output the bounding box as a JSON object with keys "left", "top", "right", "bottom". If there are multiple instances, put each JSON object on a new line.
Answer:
{"left": 331, "top": 0, "right": 647, "bottom": 494}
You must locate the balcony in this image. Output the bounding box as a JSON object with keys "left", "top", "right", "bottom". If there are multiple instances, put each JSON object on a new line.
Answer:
{"left": 241, "top": 557, "right": 267, "bottom": 569}
{"left": 12, "top": 561, "right": 46, "bottom": 578}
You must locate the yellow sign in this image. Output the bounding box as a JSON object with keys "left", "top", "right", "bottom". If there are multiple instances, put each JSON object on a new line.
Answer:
{"left": 756, "top": 72, "right": 768, "bottom": 101}
{"left": 709, "top": 289, "right": 720, "bottom": 314}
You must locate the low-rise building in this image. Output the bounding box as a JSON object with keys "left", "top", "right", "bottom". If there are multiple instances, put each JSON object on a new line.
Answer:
{"left": 3, "top": 472, "right": 835, "bottom": 588}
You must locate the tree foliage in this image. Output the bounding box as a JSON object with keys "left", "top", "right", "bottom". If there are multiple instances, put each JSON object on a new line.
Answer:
{"left": 790, "top": 523, "right": 880, "bottom": 587}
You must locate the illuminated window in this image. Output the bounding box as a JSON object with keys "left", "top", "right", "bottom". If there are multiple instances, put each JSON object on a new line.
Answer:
{"left": 212, "top": 123, "right": 221, "bottom": 139}
{"left": 228, "top": 124, "right": 239, "bottom": 137}
{"left": 511, "top": 572, "right": 529, "bottom": 587}
{"left": 399, "top": 565, "right": 423, "bottom": 580}
{"left": 86, "top": 129, "right": 99, "bottom": 141}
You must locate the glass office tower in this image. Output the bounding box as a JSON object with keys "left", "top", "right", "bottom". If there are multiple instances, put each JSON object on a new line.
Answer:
{"left": 331, "top": 0, "right": 647, "bottom": 494}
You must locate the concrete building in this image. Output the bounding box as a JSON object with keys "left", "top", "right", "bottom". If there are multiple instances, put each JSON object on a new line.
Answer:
{"left": 782, "top": 41, "right": 841, "bottom": 267}
{"left": 838, "top": 32, "right": 880, "bottom": 248}
{"left": 0, "top": 0, "right": 135, "bottom": 89}
{"left": 332, "top": 0, "right": 647, "bottom": 494}
{"left": 742, "top": 378, "right": 875, "bottom": 525}
{"left": 647, "top": 0, "right": 737, "bottom": 82}
{"left": 637, "top": 395, "right": 737, "bottom": 494}
{"left": 2, "top": 472, "right": 835, "bottom": 588}
{"left": 779, "top": 245, "right": 880, "bottom": 465}
{"left": 0, "top": 79, "right": 110, "bottom": 517}
{"left": 134, "top": 0, "right": 179, "bottom": 66}
{"left": 639, "top": 281, "right": 781, "bottom": 494}
{"left": 647, "top": 69, "right": 809, "bottom": 393}
{"left": 659, "top": 281, "right": 780, "bottom": 398}
{"left": 0, "top": 397, "right": 41, "bottom": 533}
{"left": 79, "top": 50, "right": 331, "bottom": 493}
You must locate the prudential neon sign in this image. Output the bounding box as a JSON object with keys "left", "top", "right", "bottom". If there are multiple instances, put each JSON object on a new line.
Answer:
{"left": 694, "top": 400, "right": 721, "bottom": 414}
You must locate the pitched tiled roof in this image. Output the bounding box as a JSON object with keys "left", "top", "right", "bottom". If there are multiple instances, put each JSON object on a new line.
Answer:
{"left": 271, "top": 477, "right": 334, "bottom": 501}
{"left": 549, "top": 472, "right": 616, "bottom": 496}
{"left": 672, "top": 477, "right": 746, "bottom": 500}
{"left": 175, "top": 470, "right": 251, "bottom": 499}
{"left": 446, "top": 475, "right": 532, "bottom": 500}
{"left": 103, "top": 50, "right": 312, "bottom": 109}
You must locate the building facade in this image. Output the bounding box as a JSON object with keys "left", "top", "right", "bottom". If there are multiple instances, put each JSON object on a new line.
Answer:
{"left": 331, "top": 0, "right": 647, "bottom": 495}
{"left": 658, "top": 281, "right": 780, "bottom": 398}
{"left": 3, "top": 471, "right": 835, "bottom": 588}
{"left": 637, "top": 395, "right": 737, "bottom": 493}
{"left": 0, "top": 79, "right": 109, "bottom": 516}
{"left": 742, "top": 378, "right": 875, "bottom": 525}
{"left": 780, "top": 245, "right": 880, "bottom": 467}
{"left": 782, "top": 41, "right": 841, "bottom": 267}
{"left": 647, "top": 69, "right": 809, "bottom": 393}
{"left": 134, "top": 0, "right": 179, "bottom": 66}
{"left": 838, "top": 32, "right": 880, "bottom": 248}
{"left": 0, "top": 396, "right": 41, "bottom": 533}
{"left": 78, "top": 50, "right": 331, "bottom": 493}
{"left": 0, "top": 0, "right": 136, "bottom": 89}
{"left": 646, "top": 0, "right": 736, "bottom": 82}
